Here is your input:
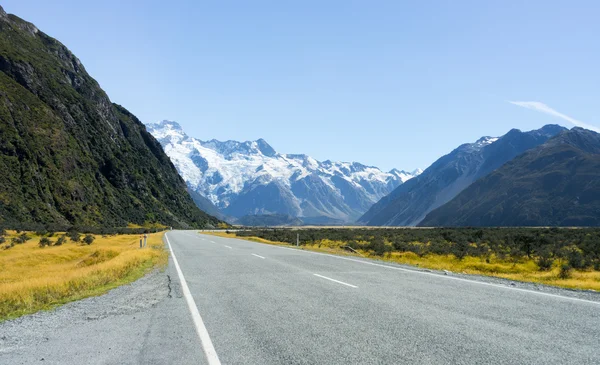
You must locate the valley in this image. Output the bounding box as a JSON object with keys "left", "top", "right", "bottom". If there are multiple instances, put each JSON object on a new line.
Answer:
{"left": 0, "top": 3, "right": 599, "bottom": 365}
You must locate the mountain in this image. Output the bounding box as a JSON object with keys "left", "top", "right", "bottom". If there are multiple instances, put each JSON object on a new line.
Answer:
{"left": 147, "top": 121, "right": 421, "bottom": 222}
{"left": 0, "top": 7, "right": 220, "bottom": 229}
{"left": 358, "top": 125, "right": 567, "bottom": 226}
{"left": 420, "top": 128, "right": 600, "bottom": 227}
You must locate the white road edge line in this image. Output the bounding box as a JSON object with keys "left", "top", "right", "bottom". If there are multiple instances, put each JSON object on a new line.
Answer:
{"left": 252, "top": 253, "right": 266, "bottom": 259}
{"left": 219, "top": 235, "right": 600, "bottom": 306}
{"left": 313, "top": 273, "right": 358, "bottom": 288}
{"left": 165, "top": 233, "right": 221, "bottom": 365}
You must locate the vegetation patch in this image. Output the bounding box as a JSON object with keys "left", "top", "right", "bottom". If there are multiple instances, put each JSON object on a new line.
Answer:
{"left": 0, "top": 230, "right": 168, "bottom": 321}
{"left": 207, "top": 228, "right": 600, "bottom": 291}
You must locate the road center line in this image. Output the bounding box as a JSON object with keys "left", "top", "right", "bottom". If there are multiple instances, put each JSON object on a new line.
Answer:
{"left": 313, "top": 273, "right": 358, "bottom": 288}
{"left": 224, "top": 245, "right": 232, "bottom": 249}
{"left": 251, "top": 253, "right": 266, "bottom": 259}
{"left": 165, "top": 234, "right": 221, "bottom": 365}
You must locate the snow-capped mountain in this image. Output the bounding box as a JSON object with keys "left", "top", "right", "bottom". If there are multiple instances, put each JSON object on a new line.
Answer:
{"left": 147, "top": 121, "right": 421, "bottom": 223}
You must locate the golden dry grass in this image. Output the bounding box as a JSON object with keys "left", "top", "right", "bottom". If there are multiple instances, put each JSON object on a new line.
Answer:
{"left": 204, "top": 232, "right": 600, "bottom": 291}
{"left": 0, "top": 231, "right": 167, "bottom": 321}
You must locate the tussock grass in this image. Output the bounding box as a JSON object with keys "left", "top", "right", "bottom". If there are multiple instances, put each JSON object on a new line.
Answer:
{"left": 204, "top": 232, "right": 600, "bottom": 291}
{"left": 0, "top": 231, "right": 167, "bottom": 321}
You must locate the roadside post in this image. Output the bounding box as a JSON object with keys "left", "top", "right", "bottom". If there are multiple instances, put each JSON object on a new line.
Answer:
{"left": 143, "top": 234, "right": 148, "bottom": 247}
{"left": 139, "top": 235, "right": 143, "bottom": 248}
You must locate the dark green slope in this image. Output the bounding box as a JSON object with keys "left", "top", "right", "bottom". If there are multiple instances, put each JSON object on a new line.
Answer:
{"left": 0, "top": 7, "right": 220, "bottom": 228}
{"left": 419, "top": 128, "right": 600, "bottom": 227}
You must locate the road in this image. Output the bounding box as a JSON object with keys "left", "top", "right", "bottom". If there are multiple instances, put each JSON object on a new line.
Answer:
{"left": 168, "top": 231, "right": 599, "bottom": 365}
{"left": 1, "top": 230, "right": 599, "bottom": 364}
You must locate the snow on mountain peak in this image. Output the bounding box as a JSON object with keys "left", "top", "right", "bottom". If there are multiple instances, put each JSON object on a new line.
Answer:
{"left": 147, "top": 121, "right": 420, "bottom": 221}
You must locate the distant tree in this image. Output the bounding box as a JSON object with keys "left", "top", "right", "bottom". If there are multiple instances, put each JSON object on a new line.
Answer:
{"left": 69, "top": 232, "right": 81, "bottom": 243}
{"left": 83, "top": 234, "right": 95, "bottom": 245}
{"left": 38, "top": 237, "right": 52, "bottom": 247}
{"left": 55, "top": 235, "right": 67, "bottom": 246}
{"left": 19, "top": 233, "right": 31, "bottom": 242}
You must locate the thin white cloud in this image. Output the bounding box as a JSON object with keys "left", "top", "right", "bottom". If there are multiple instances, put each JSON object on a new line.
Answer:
{"left": 509, "top": 101, "right": 600, "bottom": 133}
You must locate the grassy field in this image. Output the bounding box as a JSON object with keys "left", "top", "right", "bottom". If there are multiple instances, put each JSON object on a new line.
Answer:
{"left": 205, "top": 231, "right": 600, "bottom": 291}
{"left": 0, "top": 231, "right": 167, "bottom": 321}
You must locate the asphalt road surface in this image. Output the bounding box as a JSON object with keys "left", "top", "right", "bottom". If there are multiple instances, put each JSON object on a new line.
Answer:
{"left": 2, "top": 230, "right": 599, "bottom": 364}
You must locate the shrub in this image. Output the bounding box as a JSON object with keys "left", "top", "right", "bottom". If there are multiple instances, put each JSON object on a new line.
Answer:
{"left": 563, "top": 246, "right": 586, "bottom": 269}
{"left": 0, "top": 236, "right": 5, "bottom": 245}
{"left": 11, "top": 235, "right": 28, "bottom": 245}
{"left": 83, "top": 234, "right": 95, "bottom": 245}
{"left": 55, "top": 235, "right": 67, "bottom": 246}
{"left": 536, "top": 255, "right": 554, "bottom": 271}
{"left": 35, "top": 230, "right": 48, "bottom": 237}
{"left": 38, "top": 237, "right": 52, "bottom": 248}
{"left": 558, "top": 264, "right": 572, "bottom": 279}
{"left": 408, "top": 243, "right": 427, "bottom": 257}
{"left": 454, "top": 240, "right": 470, "bottom": 260}
{"left": 367, "top": 237, "right": 390, "bottom": 256}
{"left": 69, "top": 232, "right": 81, "bottom": 242}
{"left": 19, "top": 233, "right": 32, "bottom": 242}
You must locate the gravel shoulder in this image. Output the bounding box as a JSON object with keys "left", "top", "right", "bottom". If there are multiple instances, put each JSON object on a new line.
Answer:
{"left": 0, "top": 255, "right": 205, "bottom": 365}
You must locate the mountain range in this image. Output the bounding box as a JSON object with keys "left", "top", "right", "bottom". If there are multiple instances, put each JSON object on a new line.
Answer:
{"left": 147, "top": 121, "right": 421, "bottom": 224}
{"left": 420, "top": 127, "right": 600, "bottom": 227}
{"left": 358, "top": 124, "right": 568, "bottom": 226}
{"left": 1, "top": 6, "right": 598, "bottom": 230}
{"left": 0, "top": 6, "right": 220, "bottom": 229}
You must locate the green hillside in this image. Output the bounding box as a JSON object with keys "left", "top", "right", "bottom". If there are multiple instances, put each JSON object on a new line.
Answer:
{"left": 0, "top": 7, "right": 220, "bottom": 229}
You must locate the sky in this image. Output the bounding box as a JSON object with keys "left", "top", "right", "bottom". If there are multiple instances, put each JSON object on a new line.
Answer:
{"left": 3, "top": 1, "right": 600, "bottom": 171}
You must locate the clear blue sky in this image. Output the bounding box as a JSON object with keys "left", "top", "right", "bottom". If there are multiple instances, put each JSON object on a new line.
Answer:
{"left": 3, "top": 1, "right": 600, "bottom": 171}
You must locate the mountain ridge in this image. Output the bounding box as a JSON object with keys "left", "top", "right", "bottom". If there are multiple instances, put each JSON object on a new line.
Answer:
{"left": 147, "top": 120, "right": 421, "bottom": 222}
{"left": 0, "top": 6, "right": 220, "bottom": 229}
{"left": 358, "top": 124, "right": 567, "bottom": 226}
{"left": 419, "top": 127, "right": 600, "bottom": 226}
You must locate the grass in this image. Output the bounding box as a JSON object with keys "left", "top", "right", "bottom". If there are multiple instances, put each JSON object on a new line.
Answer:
{"left": 205, "top": 231, "right": 600, "bottom": 291}
{"left": 0, "top": 231, "right": 168, "bottom": 321}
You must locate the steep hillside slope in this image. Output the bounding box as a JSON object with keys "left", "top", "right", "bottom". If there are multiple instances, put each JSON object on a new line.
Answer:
{"left": 359, "top": 125, "right": 566, "bottom": 226}
{"left": 420, "top": 128, "right": 600, "bottom": 227}
{"left": 0, "top": 7, "right": 220, "bottom": 228}
{"left": 147, "top": 120, "right": 421, "bottom": 222}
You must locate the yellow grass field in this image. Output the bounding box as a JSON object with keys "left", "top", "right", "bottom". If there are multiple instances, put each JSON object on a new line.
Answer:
{"left": 0, "top": 231, "right": 167, "bottom": 321}
{"left": 205, "top": 231, "right": 600, "bottom": 291}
